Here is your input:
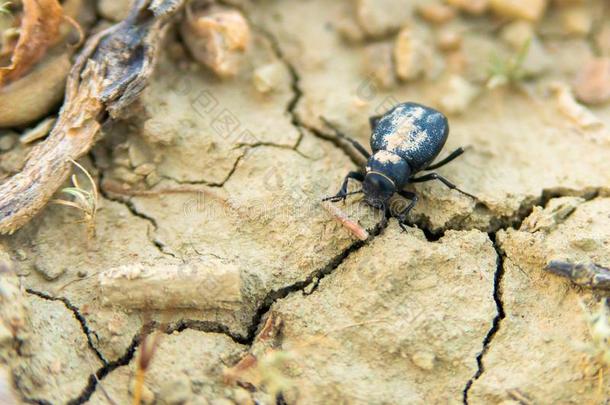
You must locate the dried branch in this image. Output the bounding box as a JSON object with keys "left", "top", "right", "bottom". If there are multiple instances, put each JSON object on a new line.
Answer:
{"left": 0, "top": 0, "right": 186, "bottom": 234}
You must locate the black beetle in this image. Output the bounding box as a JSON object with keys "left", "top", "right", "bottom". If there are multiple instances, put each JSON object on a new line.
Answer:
{"left": 323, "top": 102, "right": 476, "bottom": 230}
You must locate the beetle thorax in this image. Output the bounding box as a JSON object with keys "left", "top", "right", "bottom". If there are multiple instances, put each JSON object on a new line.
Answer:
{"left": 366, "top": 150, "right": 411, "bottom": 188}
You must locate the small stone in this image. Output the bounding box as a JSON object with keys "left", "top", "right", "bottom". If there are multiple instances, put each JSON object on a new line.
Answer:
{"left": 363, "top": 42, "right": 396, "bottom": 89}
{"left": 113, "top": 167, "right": 142, "bottom": 185}
{"left": 595, "top": 24, "right": 610, "bottom": 56}
{"left": 489, "top": 0, "right": 547, "bottom": 21}
{"left": 142, "top": 119, "right": 177, "bottom": 145}
{"left": 445, "top": 0, "right": 488, "bottom": 15}
{"left": 14, "top": 249, "right": 27, "bottom": 261}
{"left": 233, "top": 387, "right": 254, "bottom": 405}
{"left": 437, "top": 29, "right": 462, "bottom": 52}
{"left": 412, "top": 351, "right": 436, "bottom": 370}
{"left": 97, "top": 0, "right": 133, "bottom": 21}
{"left": 134, "top": 163, "right": 155, "bottom": 176}
{"left": 180, "top": 5, "right": 251, "bottom": 78}
{"left": 394, "top": 27, "right": 424, "bottom": 81}
{"left": 438, "top": 75, "right": 480, "bottom": 115}
{"left": 356, "top": 0, "right": 414, "bottom": 38}
{"left": 33, "top": 261, "right": 66, "bottom": 281}
{"left": 418, "top": 3, "right": 455, "bottom": 24}
{"left": 252, "top": 62, "right": 285, "bottom": 94}
{"left": 336, "top": 15, "right": 366, "bottom": 43}
{"left": 128, "top": 143, "right": 150, "bottom": 168}
{"left": 573, "top": 57, "right": 610, "bottom": 105}
{"left": 49, "top": 360, "right": 62, "bottom": 375}
{"left": 145, "top": 171, "right": 161, "bottom": 187}
{"left": 560, "top": 6, "right": 592, "bottom": 36}
{"left": 500, "top": 20, "right": 534, "bottom": 50}
{"left": 570, "top": 238, "right": 600, "bottom": 252}
{"left": 77, "top": 269, "right": 88, "bottom": 278}
{"left": 0, "top": 134, "right": 16, "bottom": 151}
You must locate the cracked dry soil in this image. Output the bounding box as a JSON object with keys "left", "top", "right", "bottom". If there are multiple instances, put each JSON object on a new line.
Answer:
{"left": 2, "top": 0, "right": 610, "bottom": 404}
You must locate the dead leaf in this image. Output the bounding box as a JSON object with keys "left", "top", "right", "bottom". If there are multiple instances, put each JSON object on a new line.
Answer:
{"left": 0, "top": 0, "right": 64, "bottom": 85}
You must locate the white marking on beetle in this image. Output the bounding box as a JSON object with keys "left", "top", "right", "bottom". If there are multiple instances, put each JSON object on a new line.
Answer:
{"left": 374, "top": 150, "right": 402, "bottom": 164}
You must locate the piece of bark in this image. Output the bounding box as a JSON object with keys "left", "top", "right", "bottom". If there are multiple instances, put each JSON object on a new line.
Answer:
{"left": 98, "top": 260, "right": 242, "bottom": 309}
{"left": 0, "top": 0, "right": 185, "bottom": 234}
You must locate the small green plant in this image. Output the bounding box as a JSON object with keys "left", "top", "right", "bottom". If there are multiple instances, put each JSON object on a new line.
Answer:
{"left": 53, "top": 159, "right": 99, "bottom": 238}
{"left": 487, "top": 38, "right": 531, "bottom": 89}
{"left": 0, "top": 2, "right": 11, "bottom": 16}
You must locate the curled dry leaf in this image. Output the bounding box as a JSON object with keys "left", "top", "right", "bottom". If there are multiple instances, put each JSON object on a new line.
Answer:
{"left": 180, "top": 3, "right": 250, "bottom": 77}
{"left": 0, "top": 0, "right": 186, "bottom": 234}
{"left": 0, "top": 0, "right": 64, "bottom": 85}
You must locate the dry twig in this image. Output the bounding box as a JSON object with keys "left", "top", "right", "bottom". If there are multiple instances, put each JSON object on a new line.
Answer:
{"left": 0, "top": 0, "right": 186, "bottom": 234}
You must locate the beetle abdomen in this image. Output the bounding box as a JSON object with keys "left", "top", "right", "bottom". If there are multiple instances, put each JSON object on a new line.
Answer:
{"left": 370, "top": 102, "right": 449, "bottom": 171}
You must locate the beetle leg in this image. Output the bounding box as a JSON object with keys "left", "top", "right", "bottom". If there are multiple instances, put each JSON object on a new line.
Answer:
{"left": 320, "top": 117, "right": 371, "bottom": 159}
{"left": 545, "top": 261, "right": 610, "bottom": 290}
{"left": 425, "top": 147, "right": 465, "bottom": 170}
{"left": 369, "top": 114, "right": 382, "bottom": 131}
{"left": 322, "top": 171, "right": 364, "bottom": 202}
{"left": 395, "top": 190, "right": 418, "bottom": 231}
{"left": 410, "top": 172, "right": 477, "bottom": 200}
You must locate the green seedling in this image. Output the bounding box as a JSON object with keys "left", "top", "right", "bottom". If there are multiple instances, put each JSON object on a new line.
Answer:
{"left": 53, "top": 159, "right": 99, "bottom": 238}
{"left": 487, "top": 38, "right": 531, "bottom": 89}
{"left": 0, "top": 2, "right": 11, "bottom": 16}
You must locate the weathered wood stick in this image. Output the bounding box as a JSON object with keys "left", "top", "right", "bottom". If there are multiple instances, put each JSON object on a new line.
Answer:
{"left": 0, "top": 0, "right": 185, "bottom": 234}
{"left": 98, "top": 260, "right": 242, "bottom": 310}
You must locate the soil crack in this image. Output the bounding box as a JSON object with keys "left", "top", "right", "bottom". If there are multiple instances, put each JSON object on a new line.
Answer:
{"left": 462, "top": 232, "right": 506, "bottom": 404}
{"left": 89, "top": 152, "right": 177, "bottom": 258}
{"left": 68, "top": 319, "right": 248, "bottom": 404}
{"left": 243, "top": 219, "right": 388, "bottom": 344}
{"left": 25, "top": 288, "right": 107, "bottom": 365}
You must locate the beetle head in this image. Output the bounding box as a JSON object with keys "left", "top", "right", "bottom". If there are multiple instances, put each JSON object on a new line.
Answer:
{"left": 363, "top": 172, "right": 396, "bottom": 209}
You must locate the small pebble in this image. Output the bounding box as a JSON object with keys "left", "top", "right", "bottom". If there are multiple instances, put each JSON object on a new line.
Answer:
{"left": 252, "top": 62, "right": 285, "bottom": 94}
{"left": 438, "top": 75, "right": 480, "bottom": 115}
{"left": 394, "top": 27, "right": 424, "bottom": 81}
{"left": 113, "top": 167, "right": 142, "bottom": 185}
{"left": 145, "top": 171, "right": 161, "bottom": 187}
{"left": 418, "top": 3, "right": 456, "bottom": 24}
{"left": 128, "top": 143, "right": 150, "bottom": 168}
{"left": 0, "top": 134, "right": 16, "bottom": 151}
{"left": 573, "top": 57, "right": 610, "bottom": 105}
{"left": 489, "top": 0, "right": 547, "bottom": 21}
{"left": 134, "top": 163, "right": 155, "bottom": 176}
{"left": 412, "top": 351, "right": 436, "bottom": 370}
{"left": 445, "top": 0, "right": 488, "bottom": 15}
{"left": 336, "top": 15, "right": 366, "bottom": 43}
{"left": 180, "top": 5, "right": 250, "bottom": 77}
{"left": 560, "top": 6, "right": 592, "bottom": 36}
{"left": 437, "top": 29, "right": 462, "bottom": 51}
{"left": 363, "top": 42, "right": 396, "bottom": 89}
{"left": 97, "top": 0, "right": 133, "bottom": 21}
{"left": 595, "top": 24, "right": 610, "bottom": 56}
{"left": 356, "top": 0, "right": 414, "bottom": 38}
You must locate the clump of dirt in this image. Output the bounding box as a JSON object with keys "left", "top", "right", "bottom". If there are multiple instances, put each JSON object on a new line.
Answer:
{"left": 1, "top": 0, "right": 610, "bottom": 404}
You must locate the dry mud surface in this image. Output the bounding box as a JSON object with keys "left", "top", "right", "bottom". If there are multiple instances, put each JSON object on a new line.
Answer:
{"left": 2, "top": 0, "right": 610, "bottom": 404}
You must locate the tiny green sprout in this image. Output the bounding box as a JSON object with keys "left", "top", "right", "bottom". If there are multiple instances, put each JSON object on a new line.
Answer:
{"left": 487, "top": 38, "right": 531, "bottom": 89}
{"left": 0, "top": 2, "right": 11, "bottom": 16}
{"left": 53, "top": 159, "right": 99, "bottom": 238}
